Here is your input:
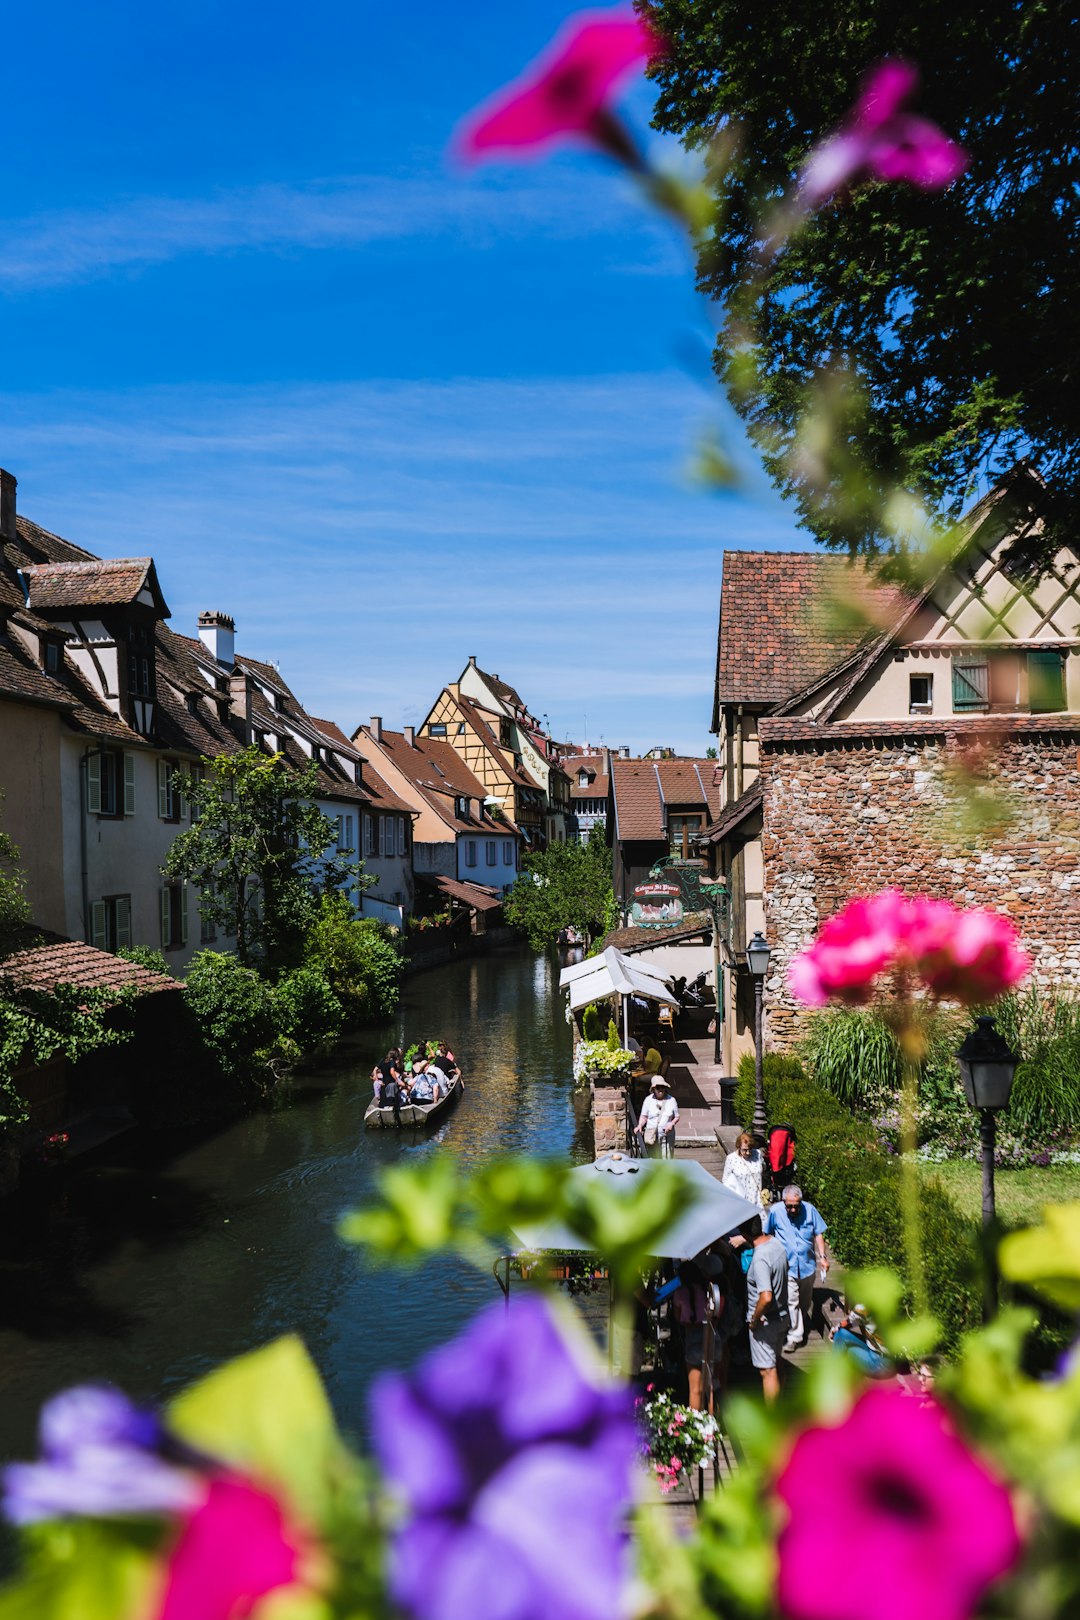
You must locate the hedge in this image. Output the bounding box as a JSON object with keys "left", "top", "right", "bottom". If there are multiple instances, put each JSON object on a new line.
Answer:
{"left": 736, "top": 1053, "right": 982, "bottom": 1351}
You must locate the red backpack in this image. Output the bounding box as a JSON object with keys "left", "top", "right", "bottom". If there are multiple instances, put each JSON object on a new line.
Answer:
{"left": 766, "top": 1124, "right": 797, "bottom": 1186}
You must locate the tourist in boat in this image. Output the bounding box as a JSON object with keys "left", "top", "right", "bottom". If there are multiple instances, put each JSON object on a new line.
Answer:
{"left": 372, "top": 1048, "right": 403, "bottom": 1104}
{"left": 637, "top": 1076, "right": 679, "bottom": 1159}
{"left": 431, "top": 1041, "right": 460, "bottom": 1084}
{"left": 722, "top": 1131, "right": 764, "bottom": 1205}
{"left": 408, "top": 1059, "right": 442, "bottom": 1106}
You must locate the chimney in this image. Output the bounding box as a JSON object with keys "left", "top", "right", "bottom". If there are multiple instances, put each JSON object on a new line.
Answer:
{"left": 370, "top": 715, "right": 382, "bottom": 742}
{"left": 603, "top": 747, "right": 613, "bottom": 778}
{"left": 198, "top": 610, "right": 235, "bottom": 667}
{"left": 0, "top": 470, "right": 16, "bottom": 541}
{"left": 229, "top": 672, "right": 252, "bottom": 735}
{"left": 467, "top": 655, "right": 477, "bottom": 668}
{"left": 620, "top": 745, "right": 630, "bottom": 760}
{"left": 404, "top": 725, "right": 415, "bottom": 747}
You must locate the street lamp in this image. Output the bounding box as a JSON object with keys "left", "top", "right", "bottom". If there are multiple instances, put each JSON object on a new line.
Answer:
{"left": 746, "top": 931, "right": 771, "bottom": 1145}
{"left": 956, "top": 1014, "right": 1019, "bottom": 1320}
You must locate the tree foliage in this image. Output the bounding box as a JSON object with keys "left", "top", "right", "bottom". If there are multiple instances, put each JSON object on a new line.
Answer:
{"left": 164, "top": 749, "right": 364, "bottom": 969}
{"left": 645, "top": 0, "right": 1080, "bottom": 554}
{"left": 0, "top": 792, "right": 31, "bottom": 950}
{"left": 503, "top": 826, "right": 618, "bottom": 949}
{"left": 304, "top": 894, "right": 403, "bottom": 1023}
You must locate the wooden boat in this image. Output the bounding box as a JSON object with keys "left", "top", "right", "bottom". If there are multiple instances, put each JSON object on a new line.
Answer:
{"left": 364, "top": 1072, "right": 464, "bottom": 1130}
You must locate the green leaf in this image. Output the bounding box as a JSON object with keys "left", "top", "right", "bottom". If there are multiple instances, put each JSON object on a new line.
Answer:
{"left": 339, "top": 1154, "right": 464, "bottom": 1265}
{"left": 0, "top": 1521, "right": 158, "bottom": 1620}
{"left": 999, "top": 1201, "right": 1080, "bottom": 1311}
{"left": 169, "top": 1336, "right": 340, "bottom": 1525}
{"left": 562, "top": 1166, "right": 699, "bottom": 1291}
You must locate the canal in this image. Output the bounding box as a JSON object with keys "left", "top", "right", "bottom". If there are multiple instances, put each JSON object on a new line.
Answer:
{"left": 0, "top": 944, "right": 583, "bottom": 1464}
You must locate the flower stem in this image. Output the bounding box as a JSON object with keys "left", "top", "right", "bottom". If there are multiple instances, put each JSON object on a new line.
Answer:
{"left": 899, "top": 1050, "right": 927, "bottom": 1317}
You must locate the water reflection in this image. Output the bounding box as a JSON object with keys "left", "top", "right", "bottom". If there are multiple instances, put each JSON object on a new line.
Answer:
{"left": 0, "top": 944, "right": 583, "bottom": 1462}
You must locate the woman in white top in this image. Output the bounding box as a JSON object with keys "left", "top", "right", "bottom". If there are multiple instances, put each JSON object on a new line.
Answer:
{"left": 723, "top": 1130, "right": 763, "bottom": 1204}
{"left": 637, "top": 1077, "right": 679, "bottom": 1159}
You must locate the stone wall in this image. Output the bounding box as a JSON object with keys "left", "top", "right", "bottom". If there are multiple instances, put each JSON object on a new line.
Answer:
{"left": 591, "top": 1084, "right": 628, "bottom": 1154}
{"left": 760, "top": 730, "right": 1080, "bottom": 1049}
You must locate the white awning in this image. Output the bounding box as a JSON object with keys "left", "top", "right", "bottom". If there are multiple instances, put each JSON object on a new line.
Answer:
{"left": 559, "top": 946, "right": 679, "bottom": 1013}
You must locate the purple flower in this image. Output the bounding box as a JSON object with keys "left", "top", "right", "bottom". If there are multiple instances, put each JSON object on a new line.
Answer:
{"left": 3, "top": 1385, "right": 202, "bottom": 1525}
{"left": 371, "top": 1297, "right": 636, "bottom": 1620}
{"left": 801, "top": 60, "right": 967, "bottom": 208}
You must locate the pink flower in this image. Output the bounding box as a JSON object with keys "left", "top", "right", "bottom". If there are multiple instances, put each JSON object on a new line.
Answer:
{"left": 904, "top": 898, "right": 1031, "bottom": 1005}
{"left": 801, "top": 60, "right": 967, "bottom": 207}
{"left": 158, "top": 1477, "right": 304, "bottom": 1620}
{"left": 776, "top": 1385, "right": 1020, "bottom": 1620}
{"left": 670, "top": 1458, "right": 681, "bottom": 1471}
{"left": 788, "top": 890, "right": 911, "bottom": 1006}
{"left": 455, "top": 8, "right": 664, "bottom": 164}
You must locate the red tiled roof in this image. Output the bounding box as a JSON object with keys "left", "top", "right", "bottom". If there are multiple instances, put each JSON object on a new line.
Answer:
{"left": 569, "top": 753, "right": 610, "bottom": 802}
{"left": 611, "top": 758, "right": 720, "bottom": 842}
{"left": 0, "top": 939, "right": 178, "bottom": 996}
{"left": 419, "top": 874, "right": 503, "bottom": 912}
{"left": 759, "top": 713, "right": 1080, "bottom": 745}
{"left": 700, "top": 778, "right": 763, "bottom": 844}
{"left": 0, "top": 637, "right": 78, "bottom": 710}
{"left": 599, "top": 915, "right": 713, "bottom": 952}
{"left": 359, "top": 727, "right": 517, "bottom": 835}
{"left": 715, "top": 551, "right": 912, "bottom": 717}
{"left": 23, "top": 558, "right": 166, "bottom": 612}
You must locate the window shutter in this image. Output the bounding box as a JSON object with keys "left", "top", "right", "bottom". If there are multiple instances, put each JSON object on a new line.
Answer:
{"left": 160, "top": 887, "right": 171, "bottom": 948}
{"left": 91, "top": 901, "right": 108, "bottom": 950}
{"left": 1028, "top": 649, "right": 1066, "bottom": 714}
{"left": 87, "top": 752, "right": 102, "bottom": 814}
{"left": 123, "top": 754, "right": 136, "bottom": 815}
{"left": 378, "top": 817, "right": 386, "bottom": 858}
{"left": 952, "top": 658, "right": 989, "bottom": 711}
{"left": 115, "top": 897, "right": 132, "bottom": 950}
{"left": 180, "top": 885, "right": 188, "bottom": 946}
{"left": 397, "top": 819, "right": 405, "bottom": 856}
{"left": 158, "top": 760, "right": 170, "bottom": 818}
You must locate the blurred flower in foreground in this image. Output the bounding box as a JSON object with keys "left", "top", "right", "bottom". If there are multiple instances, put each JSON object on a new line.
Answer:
{"left": 788, "top": 889, "right": 1030, "bottom": 1007}
{"left": 776, "top": 1384, "right": 1020, "bottom": 1620}
{"left": 159, "top": 1476, "right": 304, "bottom": 1620}
{"left": 801, "top": 59, "right": 967, "bottom": 207}
{"left": 455, "top": 7, "right": 664, "bottom": 166}
{"left": 372, "top": 1295, "right": 635, "bottom": 1620}
{"left": 2, "top": 1384, "right": 202, "bottom": 1525}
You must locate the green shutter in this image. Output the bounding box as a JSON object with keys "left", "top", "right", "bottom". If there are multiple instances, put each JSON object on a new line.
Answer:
{"left": 158, "top": 761, "right": 170, "bottom": 818}
{"left": 180, "top": 884, "right": 188, "bottom": 947}
{"left": 123, "top": 754, "right": 136, "bottom": 815}
{"left": 160, "top": 887, "right": 171, "bottom": 948}
{"left": 90, "top": 901, "right": 108, "bottom": 950}
{"left": 115, "top": 897, "right": 132, "bottom": 950}
{"left": 952, "top": 658, "right": 989, "bottom": 711}
{"left": 1028, "top": 649, "right": 1066, "bottom": 714}
{"left": 87, "top": 752, "right": 102, "bottom": 814}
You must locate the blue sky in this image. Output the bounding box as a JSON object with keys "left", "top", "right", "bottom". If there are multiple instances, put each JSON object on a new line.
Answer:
{"left": 1, "top": 1, "right": 808, "bottom": 753}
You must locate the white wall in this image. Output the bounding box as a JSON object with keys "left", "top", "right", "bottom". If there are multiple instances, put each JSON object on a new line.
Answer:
{"left": 456, "top": 831, "right": 518, "bottom": 891}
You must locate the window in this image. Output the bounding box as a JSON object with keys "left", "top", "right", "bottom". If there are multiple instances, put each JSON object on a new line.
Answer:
{"left": 127, "top": 626, "right": 153, "bottom": 698}
{"left": 457, "top": 723, "right": 465, "bottom": 735}
{"left": 90, "top": 895, "right": 131, "bottom": 953}
{"left": 1028, "top": 649, "right": 1066, "bottom": 713}
{"left": 465, "top": 840, "right": 477, "bottom": 868}
{"left": 336, "top": 814, "right": 354, "bottom": 853}
{"left": 455, "top": 795, "right": 469, "bottom": 821}
{"left": 158, "top": 760, "right": 186, "bottom": 821}
{"left": 952, "top": 656, "right": 989, "bottom": 711}
{"left": 909, "top": 673, "right": 933, "bottom": 713}
{"left": 160, "top": 883, "right": 188, "bottom": 951}
{"left": 500, "top": 718, "right": 513, "bottom": 746}
{"left": 502, "top": 843, "right": 513, "bottom": 866}
{"left": 396, "top": 818, "right": 406, "bottom": 856}
{"left": 486, "top": 841, "right": 496, "bottom": 866}
{"left": 364, "top": 814, "right": 375, "bottom": 857}
{"left": 87, "top": 751, "right": 135, "bottom": 817}
{"left": 44, "top": 641, "right": 61, "bottom": 673}
{"left": 668, "top": 812, "right": 703, "bottom": 852}
{"left": 429, "top": 723, "right": 447, "bottom": 738}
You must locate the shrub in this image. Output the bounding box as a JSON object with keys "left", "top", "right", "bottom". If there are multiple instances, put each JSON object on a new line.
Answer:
{"left": 737, "top": 1052, "right": 981, "bottom": 1351}
{"left": 582, "top": 1006, "right": 605, "bottom": 1042}
{"left": 183, "top": 950, "right": 276, "bottom": 1086}
{"left": 304, "top": 895, "right": 403, "bottom": 1023}
{"left": 994, "top": 984, "right": 1080, "bottom": 1141}
{"left": 270, "top": 966, "right": 344, "bottom": 1059}
{"left": 117, "top": 945, "right": 172, "bottom": 977}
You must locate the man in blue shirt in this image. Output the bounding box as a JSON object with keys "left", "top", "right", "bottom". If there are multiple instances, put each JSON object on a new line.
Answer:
{"left": 765, "top": 1184, "right": 828, "bottom": 1352}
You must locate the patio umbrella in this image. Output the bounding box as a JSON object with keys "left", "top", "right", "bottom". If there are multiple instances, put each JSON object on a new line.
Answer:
{"left": 511, "top": 1153, "right": 760, "bottom": 1261}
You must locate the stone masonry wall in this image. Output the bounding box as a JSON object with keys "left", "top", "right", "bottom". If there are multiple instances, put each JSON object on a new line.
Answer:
{"left": 761, "top": 732, "right": 1080, "bottom": 1050}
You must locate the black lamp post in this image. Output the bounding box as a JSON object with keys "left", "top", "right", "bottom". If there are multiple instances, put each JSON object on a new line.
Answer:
{"left": 746, "top": 931, "right": 771, "bottom": 1144}
{"left": 956, "top": 1014, "right": 1019, "bottom": 1320}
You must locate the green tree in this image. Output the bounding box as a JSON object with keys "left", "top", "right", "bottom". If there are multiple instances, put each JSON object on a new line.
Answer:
{"left": 304, "top": 894, "right": 403, "bottom": 1023}
{"left": 503, "top": 825, "right": 619, "bottom": 950}
{"left": 646, "top": 0, "right": 1079, "bottom": 554}
{"left": 0, "top": 791, "right": 31, "bottom": 949}
{"left": 164, "top": 749, "right": 364, "bottom": 969}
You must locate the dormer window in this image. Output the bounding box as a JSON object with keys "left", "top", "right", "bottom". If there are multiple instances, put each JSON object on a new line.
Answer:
{"left": 455, "top": 795, "right": 469, "bottom": 820}
{"left": 44, "top": 641, "right": 61, "bottom": 674}
{"left": 275, "top": 692, "right": 287, "bottom": 712}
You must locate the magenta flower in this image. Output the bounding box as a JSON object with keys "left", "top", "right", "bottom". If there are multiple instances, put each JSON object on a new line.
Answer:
{"left": 776, "top": 1385, "right": 1020, "bottom": 1620}
{"left": 455, "top": 8, "right": 664, "bottom": 165}
{"left": 788, "top": 891, "right": 1031, "bottom": 1008}
{"left": 371, "top": 1295, "right": 636, "bottom": 1620}
{"left": 800, "top": 59, "right": 967, "bottom": 207}
{"left": 157, "top": 1476, "right": 303, "bottom": 1620}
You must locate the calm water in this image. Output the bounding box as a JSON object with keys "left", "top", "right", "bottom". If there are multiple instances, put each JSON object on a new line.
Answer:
{"left": 0, "top": 944, "right": 582, "bottom": 1462}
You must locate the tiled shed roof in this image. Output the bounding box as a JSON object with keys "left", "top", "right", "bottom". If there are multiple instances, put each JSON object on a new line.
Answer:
{"left": 23, "top": 558, "right": 165, "bottom": 611}
{"left": 611, "top": 758, "right": 720, "bottom": 842}
{"left": 0, "top": 938, "right": 178, "bottom": 996}
{"left": 715, "top": 551, "right": 911, "bottom": 715}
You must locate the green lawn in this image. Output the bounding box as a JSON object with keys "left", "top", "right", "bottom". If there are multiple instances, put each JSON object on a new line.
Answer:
{"left": 921, "top": 1160, "right": 1080, "bottom": 1226}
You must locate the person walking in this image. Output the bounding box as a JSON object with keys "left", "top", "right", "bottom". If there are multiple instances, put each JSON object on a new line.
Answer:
{"left": 722, "top": 1131, "right": 764, "bottom": 1204}
{"left": 744, "top": 1216, "right": 790, "bottom": 1403}
{"left": 637, "top": 1076, "right": 679, "bottom": 1158}
{"left": 765, "top": 1184, "right": 828, "bottom": 1353}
